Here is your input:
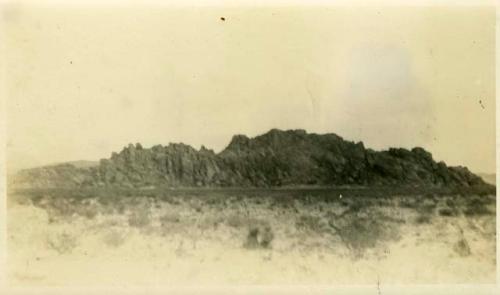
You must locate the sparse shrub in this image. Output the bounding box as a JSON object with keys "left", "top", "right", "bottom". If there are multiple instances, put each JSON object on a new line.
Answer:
{"left": 13, "top": 194, "right": 33, "bottom": 206}
{"left": 415, "top": 214, "right": 432, "bottom": 224}
{"left": 102, "top": 230, "right": 126, "bottom": 247}
{"left": 194, "top": 205, "right": 203, "bottom": 213}
{"left": 160, "top": 212, "right": 181, "bottom": 226}
{"left": 349, "top": 201, "right": 363, "bottom": 212}
{"left": 77, "top": 203, "right": 99, "bottom": 219}
{"left": 199, "top": 215, "right": 225, "bottom": 230}
{"left": 417, "top": 203, "right": 436, "bottom": 215}
{"left": 244, "top": 224, "right": 274, "bottom": 249}
{"left": 445, "top": 199, "right": 456, "bottom": 208}
{"left": 52, "top": 197, "right": 77, "bottom": 216}
{"left": 128, "top": 210, "right": 151, "bottom": 227}
{"left": 338, "top": 219, "right": 379, "bottom": 249}
{"left": 226, "top": 214, "right": 248, "bottom": 228}
{"left": 296, "top": 215, "right": 325, "bottom": 233}
{"left": 116, "top": 202, "right": 126, "bottom": 214}
{"left": 399, "top": 198, "right": 418, "bottom": 209}
{"left": 340, "top": 200, "right": 350, "bottom": 207}
{"left": 83, "top": 208, "right": 98, "bottom": 219}
{"left": 46, "top": 232, "right": 78, "bottom": 254}
{"left": 438, "top": 208, "right": 457, "bottom": 217}
{"left": 328, "top": 211, "right": 400, "bottom": 258}
{"left": 464, "top": 202, "right": 492, "bottom": 216}
{"left": 453, "top": 238, "right": 471, "bottom": 257}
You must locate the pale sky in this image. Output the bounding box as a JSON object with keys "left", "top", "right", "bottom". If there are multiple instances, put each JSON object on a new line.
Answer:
{"left": 2, "top": 3, "right": 496, "bottom": 173}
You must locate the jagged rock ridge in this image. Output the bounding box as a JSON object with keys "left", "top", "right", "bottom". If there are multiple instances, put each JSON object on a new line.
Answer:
{"left": 12, "top": 129, "right": 486, "bottom": 188}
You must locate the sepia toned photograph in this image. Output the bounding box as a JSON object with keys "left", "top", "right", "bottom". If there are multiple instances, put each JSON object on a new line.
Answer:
{"left": 0, "top": 0, "right": 497, "bottom": 292}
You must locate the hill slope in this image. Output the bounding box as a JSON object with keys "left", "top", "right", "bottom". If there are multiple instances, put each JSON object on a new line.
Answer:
{"left": 478, "top": 173, "right": 496, "bottom": 185}
{"left": 11, "top": 129, "right": 487, "bottom": 189}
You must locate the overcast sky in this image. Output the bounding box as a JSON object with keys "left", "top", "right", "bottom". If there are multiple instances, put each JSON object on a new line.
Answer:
{"left": 3, "top": 3, "right": 496, "bottom": 173}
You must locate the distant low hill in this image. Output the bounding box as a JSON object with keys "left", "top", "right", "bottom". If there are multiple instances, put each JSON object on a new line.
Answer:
{"left": 64, "top": 160, "right": 99, "bottom": 169}
{"left": 478, "top": 173, "right": 496, "bottom": 186}
{"left": 10, "top": 129, "right": 489, "bottom": 189}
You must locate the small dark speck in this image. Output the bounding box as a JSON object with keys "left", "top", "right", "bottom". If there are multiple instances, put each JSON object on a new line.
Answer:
{"left": 220, "top": 17, "right": 225, "bottom": 21}
{"left": 70, "top": 61, "right": 73, "bottom": 64}
{"left": 479, "top": 100, "right": 485, "bottom": 109}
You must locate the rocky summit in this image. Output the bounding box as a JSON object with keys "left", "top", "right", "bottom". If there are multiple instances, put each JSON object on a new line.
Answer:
{"left": 12, "top": 129, "right": 487, "bottom": 189}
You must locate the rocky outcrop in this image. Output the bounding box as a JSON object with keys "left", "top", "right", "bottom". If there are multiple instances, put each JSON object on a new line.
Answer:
{"left": 11, "top": 129, "right": 487, "bottom": 189}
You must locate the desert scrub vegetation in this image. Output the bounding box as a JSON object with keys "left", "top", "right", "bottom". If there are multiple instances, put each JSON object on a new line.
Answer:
{"left": 463, "top": 195, "right": 495, "bottom": 216}
{"left": 8, "top": 186, "right": 496, "bottom": 259}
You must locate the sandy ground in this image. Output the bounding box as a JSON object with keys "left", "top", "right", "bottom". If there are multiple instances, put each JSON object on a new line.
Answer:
{"left": 6, "top": 192, "right": 496, "bottom": 286}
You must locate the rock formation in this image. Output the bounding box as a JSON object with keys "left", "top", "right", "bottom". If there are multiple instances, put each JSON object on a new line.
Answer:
{"left": 11, "top": 129, "right": 487, "bottom": 189}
